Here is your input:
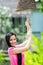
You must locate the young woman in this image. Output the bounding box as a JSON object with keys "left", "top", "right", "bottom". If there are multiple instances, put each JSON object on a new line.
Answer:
{"left": 5, "top": 18, "right": 32, "bottom": 65}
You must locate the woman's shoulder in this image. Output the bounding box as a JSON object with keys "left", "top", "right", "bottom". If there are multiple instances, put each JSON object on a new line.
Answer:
{"left": 8, "top": 47, "right": 14, "bottom": 50}
{"left": 8, "top": 47, "right": 14, "bottom": 53}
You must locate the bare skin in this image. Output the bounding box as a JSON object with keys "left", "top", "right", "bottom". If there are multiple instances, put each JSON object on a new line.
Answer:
{"left": 9, "top": 18, "right": 32, "bottom": 54}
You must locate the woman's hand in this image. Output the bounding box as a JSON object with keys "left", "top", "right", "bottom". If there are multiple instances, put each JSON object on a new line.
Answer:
{"left": 25, "top": 18, "right": 30, "bottom": 27}
{"left": 25, "top": 18, "right": 31, "bottom": 39}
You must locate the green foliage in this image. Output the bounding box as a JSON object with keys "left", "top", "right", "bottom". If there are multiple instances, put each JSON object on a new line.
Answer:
{"left": 0, "top": 6, "right": 11, "bottom": 17}
{"left": 0, "top": 51, "right": 4, "bottom": 62}
{"left": 24, "top": 32, "right": 43, "bottom": 65}
{"left": 0, "top": 50, "right": 10, "bottom": 65}
{"left": 0, "top": 6, "right": 12, "bottom": 33}
{"left": 0, "top": 17, "right": 12, "bottom": 33}
{"left": 40, "top": 3, "right": 43, "bottom": 12}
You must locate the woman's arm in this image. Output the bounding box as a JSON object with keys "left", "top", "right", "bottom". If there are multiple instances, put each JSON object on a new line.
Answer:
{"left": 13, "top": 18, "right": 31, "bottom": 54}
{"left": 16, "top": 30, "right": 31, "bottom": 48}
{"left": 13, "top": 36, "right": 31, "bottom": 54}
{"left": 16, "top": 18, "right": 31, "bottom": 47}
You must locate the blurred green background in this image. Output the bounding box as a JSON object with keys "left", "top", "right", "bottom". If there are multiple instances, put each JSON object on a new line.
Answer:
{"left": 0, "top": 1, "right": 43, "bottom": 65}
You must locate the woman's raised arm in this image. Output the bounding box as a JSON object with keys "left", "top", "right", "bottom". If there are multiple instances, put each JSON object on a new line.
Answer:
{"left": 16, "top": 18, "right": 31, "bottom": 47}
{"left": 13, "top": 18, "right": 32, "bottom": 54}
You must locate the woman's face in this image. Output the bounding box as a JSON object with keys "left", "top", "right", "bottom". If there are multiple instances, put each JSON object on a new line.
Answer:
{"left": 9, "top": 35, "right": 17, "bottom": 46}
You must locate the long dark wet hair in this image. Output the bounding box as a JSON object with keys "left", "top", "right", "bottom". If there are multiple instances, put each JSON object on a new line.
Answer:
{"left": 5, "top": 32, "right": 22, "bottom": 65}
